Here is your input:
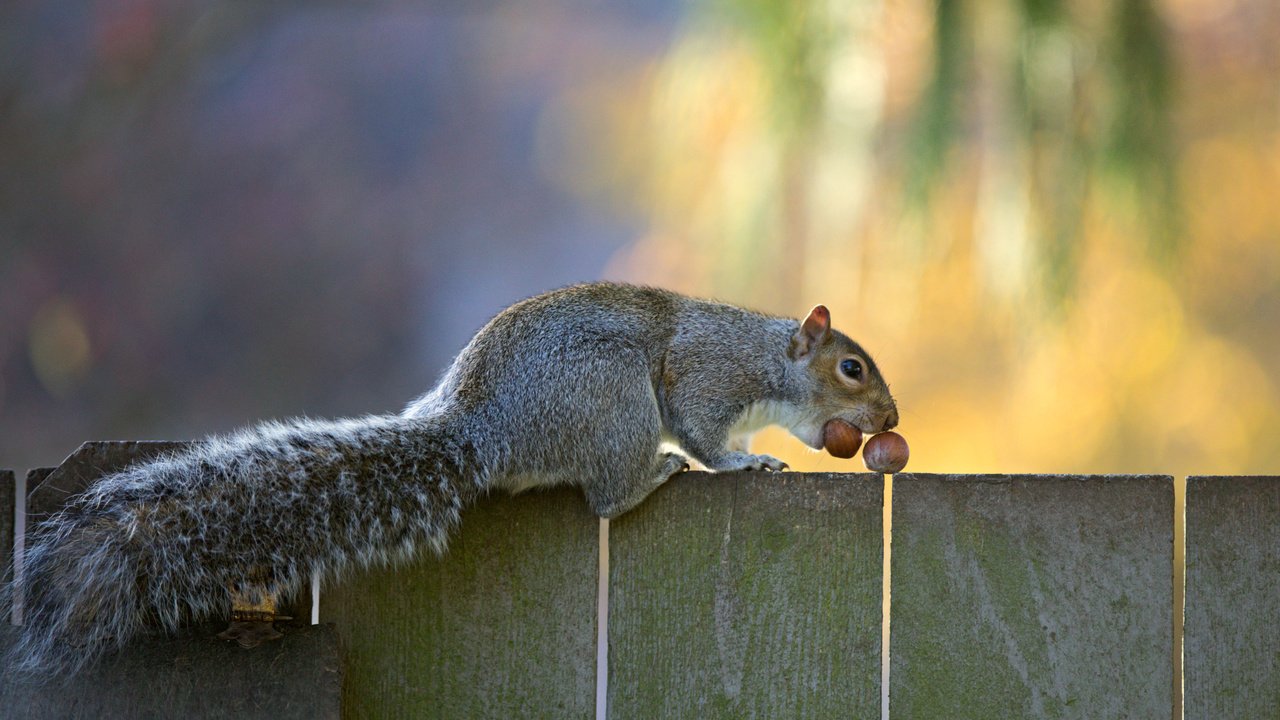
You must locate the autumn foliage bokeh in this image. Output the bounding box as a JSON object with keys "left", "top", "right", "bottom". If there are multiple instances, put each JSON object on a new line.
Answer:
{"left": 573, "top": 0, "right": 1280, "bottom": 475}
{"left": 2, "top": 0, "right": 1277, "bottom": 476}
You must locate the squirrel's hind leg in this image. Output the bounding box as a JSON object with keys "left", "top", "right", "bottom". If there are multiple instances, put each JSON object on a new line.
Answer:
{"left": 584, "top": 451, "right": 688, "bottom": 519}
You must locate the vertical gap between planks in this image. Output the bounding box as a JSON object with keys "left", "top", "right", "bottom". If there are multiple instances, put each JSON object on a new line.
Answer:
{"left": 12, "top": 470, "right": 25, "bottom": 626}
{"left": 311, "top": 571, "right": 321, "bottom": 625}
{"left": 881, "top": 473, "right": 891, "bottom": 720}
{"left": 1174, "top": 476, "right": 1185, "bottom": 720}
{"left": 595, "top": 517, "right": 610, "bottom": 720}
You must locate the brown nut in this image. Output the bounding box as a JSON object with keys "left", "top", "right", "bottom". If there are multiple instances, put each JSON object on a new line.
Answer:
{"left": 822, "top": 419, "right": 864, "bottom": 459}
{"left": 862, "top": 431, "right": 909, "bottom": 474}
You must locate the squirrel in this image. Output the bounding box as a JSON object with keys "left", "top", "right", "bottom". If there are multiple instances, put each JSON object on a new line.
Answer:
{"left": 5, "top": 281, "right": 898, "bottom": 676}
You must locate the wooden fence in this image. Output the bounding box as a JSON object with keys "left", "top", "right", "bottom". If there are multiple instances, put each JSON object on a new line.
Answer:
{"left": 2, "top": 442, "right": 1277, "bottom": 719}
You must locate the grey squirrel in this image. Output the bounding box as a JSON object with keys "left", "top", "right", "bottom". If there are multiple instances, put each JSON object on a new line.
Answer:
{"left": 7, "top": 282, "right": 898, "bottom": 676}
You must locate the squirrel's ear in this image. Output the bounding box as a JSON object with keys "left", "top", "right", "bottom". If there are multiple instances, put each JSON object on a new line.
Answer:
{"left": 789, "top": 305, "right": 830, "bottom": 359}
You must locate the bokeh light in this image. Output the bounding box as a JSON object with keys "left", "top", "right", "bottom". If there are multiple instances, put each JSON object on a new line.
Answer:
{"left": 2, "top": 0, "right": 1277, "bottom": 480}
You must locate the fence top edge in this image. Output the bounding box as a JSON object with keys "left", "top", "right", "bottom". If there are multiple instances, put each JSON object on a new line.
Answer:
{"left": 676, "top": 470, "right": 883, "bottom": 482}
{"left": 1186, "top": 474, "right": 1280, "bottom": 482}
{"left": 24, "top": 467, "right": 56, "bottom": 483}
{"left": 893, "top": 473, "right": 1175, "bottom": 483}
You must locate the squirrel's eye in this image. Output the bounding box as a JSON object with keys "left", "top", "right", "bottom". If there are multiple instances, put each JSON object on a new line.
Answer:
{"left": 840, "top": 358, "right": 863, "bottom": 380}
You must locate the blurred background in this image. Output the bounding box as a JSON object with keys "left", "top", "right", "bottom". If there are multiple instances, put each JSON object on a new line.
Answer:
{"left": 1, "top": 0, "right": 1277, "bottom": 477}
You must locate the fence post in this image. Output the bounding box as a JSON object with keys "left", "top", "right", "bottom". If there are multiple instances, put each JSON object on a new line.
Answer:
{"left": 890, "top": 474, "right": 1173, "bottom": 719}
{"left": 1, "top": 470, "right": 13, "bottom": 595}
{"left": 0, "top": 445, "right": 341, "bottom": 719}
{"left": 324, "top": 487, "right": 599, "bottom": 719}
{"left": 607, "top": 471, "right": 884, "bottom": 719}
{"left": 1184, "top": 475, "right": 1280, "bottom": 719}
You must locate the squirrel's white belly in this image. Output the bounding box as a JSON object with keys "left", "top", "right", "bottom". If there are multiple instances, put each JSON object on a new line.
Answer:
{"left": 727, "top": 399, "right": 801, "bottom": 439}
{"left": 498, "top": 471, "right": 569, "bottom": 494}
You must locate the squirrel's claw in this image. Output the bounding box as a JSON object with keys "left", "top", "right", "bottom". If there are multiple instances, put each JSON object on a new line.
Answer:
{"left": 718, "top": 453, "right": 788, "bottom": 473}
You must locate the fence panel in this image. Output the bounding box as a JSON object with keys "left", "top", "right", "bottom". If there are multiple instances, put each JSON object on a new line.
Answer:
{"left": 25, "top": 441, "right": 191, "bottom": 524}
{"left": 323, "top": 487, "right": 599, "bottom": 720}
{"left": 0, "top": 623, "right": 342, "bottom": 719}
{"left": 890, "top": 474, "right": 1173, "bottom": 719}
{"left": 1, "top": 470, "right": 12, "bottom": 585}
{"left": 1184, "top": 475, "right": 1280, "bottom": 720}
{"left": 2, "top": 448, "right": 342, "bottom": 719}
{"left": 608, "top": 471, "right": 884, "bottom": 720}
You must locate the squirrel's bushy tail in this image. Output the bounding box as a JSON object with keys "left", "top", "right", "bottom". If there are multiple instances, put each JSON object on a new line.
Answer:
{"left": 5, "top": 413, "right": 485, "bottom": 678}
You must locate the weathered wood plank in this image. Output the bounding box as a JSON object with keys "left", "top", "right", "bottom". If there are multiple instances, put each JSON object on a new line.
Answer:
{"left": 1, "top": 470, "right": 13, "bottom": 586}
{"left": 1184, "top": 475, "right": 1280, "bottom": 720}
{"left": 10, "top": 469, "right": 54, "bottom": 626}
{"left": 0, "top": 622, "right": 342, "bottom": 719}
{"left": 25, "top": 441, "right": 191, "bottom": 523}
{"left": 4, "top": 448, "right": 344, "bottom": 719}
{"left": 608, "top": 471, "right": 884, "bottom": 720}
{"left": 12, "top": 469, "right": 53, "bottom": 625}
{"left": 323, "top": 487, "right": 598, "bottom": 720}
{"left": 890, "top": 474, "right": 1173, "bottom": 719}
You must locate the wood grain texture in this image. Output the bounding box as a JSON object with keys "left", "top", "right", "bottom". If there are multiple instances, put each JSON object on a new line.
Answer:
{"left": 608, "top": 471, "right": 884, "bottom": 720}
{"left": 13, "top": 469, "right": 53, "bottom": 625}
{"left": 1, "top": 470, "right": 12, "bottom": 587}
{"left": 1184, "top": 476, "right": 1280, "bottom": 720}
{"left": 890, "top": 474, "right": 1173, "bottom": 720}
{"left": 25, "top": 441, "right": 192, "bottom": 523}
{"left": 323, "top": 487, "right": 598, "bottom": 720}
{"left": 0, "top": 622, "right": 342, "bottom": 719}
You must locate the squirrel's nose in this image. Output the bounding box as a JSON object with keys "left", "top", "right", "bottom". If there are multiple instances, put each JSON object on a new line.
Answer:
{"left": 880, "top": 409, "right": 899, "bottom": 432}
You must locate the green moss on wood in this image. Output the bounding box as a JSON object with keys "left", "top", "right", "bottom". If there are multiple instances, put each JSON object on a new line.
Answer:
{"left": 608, "top": 472, "right": 883, "bottom": 720}
{"left": 891, "top": 474, "right": 1173, "bottom": 720}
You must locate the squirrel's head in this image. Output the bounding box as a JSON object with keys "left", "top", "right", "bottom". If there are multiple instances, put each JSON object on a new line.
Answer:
{"left": 787, "top": 305, "right": 899, "bottom": 448}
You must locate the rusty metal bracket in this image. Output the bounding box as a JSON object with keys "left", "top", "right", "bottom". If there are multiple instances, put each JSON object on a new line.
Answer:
{"left": 217, "top": 586, "right": 290, "bottom": 648}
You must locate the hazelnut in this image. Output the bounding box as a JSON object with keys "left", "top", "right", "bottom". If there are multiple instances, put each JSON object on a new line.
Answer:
{"left": 862, "top": 431, "right": 909, "bottom": 474}
{"left": 822, "top": 419, "right": 863, "bottom": 459}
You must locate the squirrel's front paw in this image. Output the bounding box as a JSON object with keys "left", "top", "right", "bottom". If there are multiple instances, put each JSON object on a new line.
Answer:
{"left": 658, "top": 451, "right": 691, "bottom": 479}
{"left": 719, "top": 453, "right": 788, "bottom": 473}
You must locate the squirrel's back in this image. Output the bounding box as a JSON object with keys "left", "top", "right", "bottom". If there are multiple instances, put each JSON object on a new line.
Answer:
{"left": 405, "top": 282, "right": 791, "bottom": 418}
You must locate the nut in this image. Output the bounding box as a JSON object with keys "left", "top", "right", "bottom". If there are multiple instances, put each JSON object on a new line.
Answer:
{"left": 862, "top": 431, "right": 909, "bottom": 474}
{"left": 822, "top": 419, "right": 864, "bottom": 459}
